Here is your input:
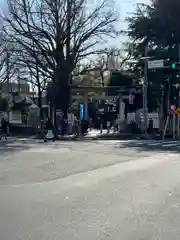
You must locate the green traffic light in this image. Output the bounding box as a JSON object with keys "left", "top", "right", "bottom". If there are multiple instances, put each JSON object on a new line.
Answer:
{"left": 172, "top": 63, "right": 176, "bottom": 69}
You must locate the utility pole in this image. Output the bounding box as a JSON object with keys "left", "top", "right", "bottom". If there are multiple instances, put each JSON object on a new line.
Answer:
{"left": 143, "top": 44, "right": 148, "bottom": 136}
{"left": 177, "top": 44, "right": 180, "bottom": 138}
{"left": 167, "top": 79, "right": 171, "bottom": 116}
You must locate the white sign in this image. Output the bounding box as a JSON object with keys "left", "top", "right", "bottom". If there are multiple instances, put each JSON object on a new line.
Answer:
{"left": 148, "top": 60, "right": 164, "bottom": 69}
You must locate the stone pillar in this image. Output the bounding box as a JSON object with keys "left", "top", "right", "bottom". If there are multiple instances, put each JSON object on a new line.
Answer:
{"left": 118, "top": 96, "right": 126, "bottom": 131}
{"left": 119, "top": 96, "right": 125, "bottom": 121}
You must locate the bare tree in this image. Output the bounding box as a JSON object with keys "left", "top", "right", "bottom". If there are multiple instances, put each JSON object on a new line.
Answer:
{"left": 74, "top": 45, "right": 133, "bottom": 87}
{"left": 13, "top": 47, "right": 50, "bottom": 120}
{"left": 3, "top": 0, "right": 119, "bottom": 114}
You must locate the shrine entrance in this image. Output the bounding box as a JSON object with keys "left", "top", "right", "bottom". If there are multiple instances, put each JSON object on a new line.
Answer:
{"left": 70, "top": 86, "right": 132, "bottom": 121}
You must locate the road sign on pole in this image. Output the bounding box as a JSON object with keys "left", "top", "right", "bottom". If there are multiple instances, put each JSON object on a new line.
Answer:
{"left": 170, "top": 104, "right": 176, "bottom": 111}
{"left": 147, "top": 60, "right": 164, "bottom": 69}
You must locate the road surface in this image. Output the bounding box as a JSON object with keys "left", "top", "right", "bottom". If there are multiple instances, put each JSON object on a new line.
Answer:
{"left": 1, "top": 138, "right": 180, "bottom": 239}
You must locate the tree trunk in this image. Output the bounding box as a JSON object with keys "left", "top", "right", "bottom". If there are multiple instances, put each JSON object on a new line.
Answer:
{"left": 55, "top": 68, "right": 70, "bottom": 114}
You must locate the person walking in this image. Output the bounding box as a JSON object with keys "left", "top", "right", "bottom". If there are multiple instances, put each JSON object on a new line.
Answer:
{"left": 44, "top": 118, "right": 55, "bottom": 142}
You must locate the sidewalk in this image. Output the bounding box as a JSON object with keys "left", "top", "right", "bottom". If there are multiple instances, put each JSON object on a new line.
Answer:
{"left": 34, "top": 129, "right": 138, "bottom": 141}
{"left": 56, "top": 129, "right": 137, "bottom": 141}
{"left": 82, "top": 130, "right": 135, "bottom": 140}
{"left": 57, "top": 129, "right": 102, "bottom": 140}
{"left": 92, "top": 131, "right": 134, "bottom": 140}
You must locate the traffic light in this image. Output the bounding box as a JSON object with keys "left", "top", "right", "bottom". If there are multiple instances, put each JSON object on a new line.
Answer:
{"left": 171, "top": 63, "right": 180, "bottom": 69}
{"left": 129, "top": 95, "right": 134, "bottom": 104}
{"left": 172, "top": 63, "right": 176, "bottom": 69}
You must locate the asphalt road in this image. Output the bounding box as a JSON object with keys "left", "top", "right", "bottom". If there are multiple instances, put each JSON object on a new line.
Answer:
{"left": 1, "top": 138, "right": 180, "bottom": 239}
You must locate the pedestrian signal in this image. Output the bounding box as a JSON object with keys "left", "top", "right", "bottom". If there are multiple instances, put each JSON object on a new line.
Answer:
{"left": 129, "top": 95, "right": 134, "bottom": 104}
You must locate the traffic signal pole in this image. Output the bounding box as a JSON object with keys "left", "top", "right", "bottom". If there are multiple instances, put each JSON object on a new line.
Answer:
{"left": 177, "top": 44, "right": 180, "bottom": 138}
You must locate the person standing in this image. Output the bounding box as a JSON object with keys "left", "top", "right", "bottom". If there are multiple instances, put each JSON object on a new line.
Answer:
{"left": 0, "top": 117, "right": 9, "bottom": 140}
{"left": 67, "top": 110, "right": 75, "bottom": 135}
{"left": 60, "top": 111, "right": 66, "bottom": 136}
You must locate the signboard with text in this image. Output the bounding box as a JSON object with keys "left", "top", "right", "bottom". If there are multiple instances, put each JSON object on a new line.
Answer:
{"left": 148, "top": 60, "right": 164, "bottom": 69}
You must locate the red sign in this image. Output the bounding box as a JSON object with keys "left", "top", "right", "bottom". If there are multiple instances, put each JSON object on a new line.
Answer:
{"left": 129, "top": 95, "right": 134, "bottom": 104}
{"left": 129, "top": 95, "right": 133, "bottom": 100}
{"left": 170, "top": 104, "right": 176, "bottom": 111}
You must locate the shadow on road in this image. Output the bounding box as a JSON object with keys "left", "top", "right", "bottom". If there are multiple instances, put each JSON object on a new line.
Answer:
{"left": 0, "top": 142, "right": 30, "bottom": 154}
{"left": 117, "top": 140, "right": 180, "bottom": 153}
{"left": 0, "top": 138, "right": 43, "bottom": 154}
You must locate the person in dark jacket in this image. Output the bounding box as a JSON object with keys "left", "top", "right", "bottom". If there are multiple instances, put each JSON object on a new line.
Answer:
{"left": 0, "top": 117, "right": 9, "bottom": 140}
{"left": 44, "top": 118, "right": 55, "bottom": 142}
{"left": 60, "top": 113, "right": 66, "bottom": 136}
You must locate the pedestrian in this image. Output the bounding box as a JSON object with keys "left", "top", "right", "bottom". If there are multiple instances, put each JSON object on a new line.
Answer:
{"left": 60, "top": 111, "right": 66, "bottom": 136}
{"left": 44, "top": 118, "right": 55, "bottom": 142}
{"left": 67, "top": 109, "right": 75, "bottom": 135}
{"left": 0, "top": 117, "right": 9, "bottom": 140}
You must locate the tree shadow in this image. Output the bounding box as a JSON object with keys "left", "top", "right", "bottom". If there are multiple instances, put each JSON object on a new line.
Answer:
{"left": 117, "top": 140, "right": 180, "bottom": 154}
{"left": 0, "top": 138, "right": 42, "bottom": 154}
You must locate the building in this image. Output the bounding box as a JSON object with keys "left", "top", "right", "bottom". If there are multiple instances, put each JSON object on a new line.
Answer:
{"left": 0, "top": 82, "right": 35, "bottom": 98}
{"left": 0, "top": 82, "right": 38, "bottom": 125}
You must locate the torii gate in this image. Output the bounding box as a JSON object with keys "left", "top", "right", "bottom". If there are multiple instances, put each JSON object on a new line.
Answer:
{"left": 70, "top": 86, "right": 136, "bottom": 120}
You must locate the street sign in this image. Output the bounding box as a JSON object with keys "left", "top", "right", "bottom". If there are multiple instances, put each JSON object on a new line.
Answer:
{"left": 148, "top": 60, "right": 164, "bottom": 69}
{"left": 170, "top": 104, "right": 176, "bottom": 111}
{"left": 176, "top": 108, "right": 180, "bottom": 114}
